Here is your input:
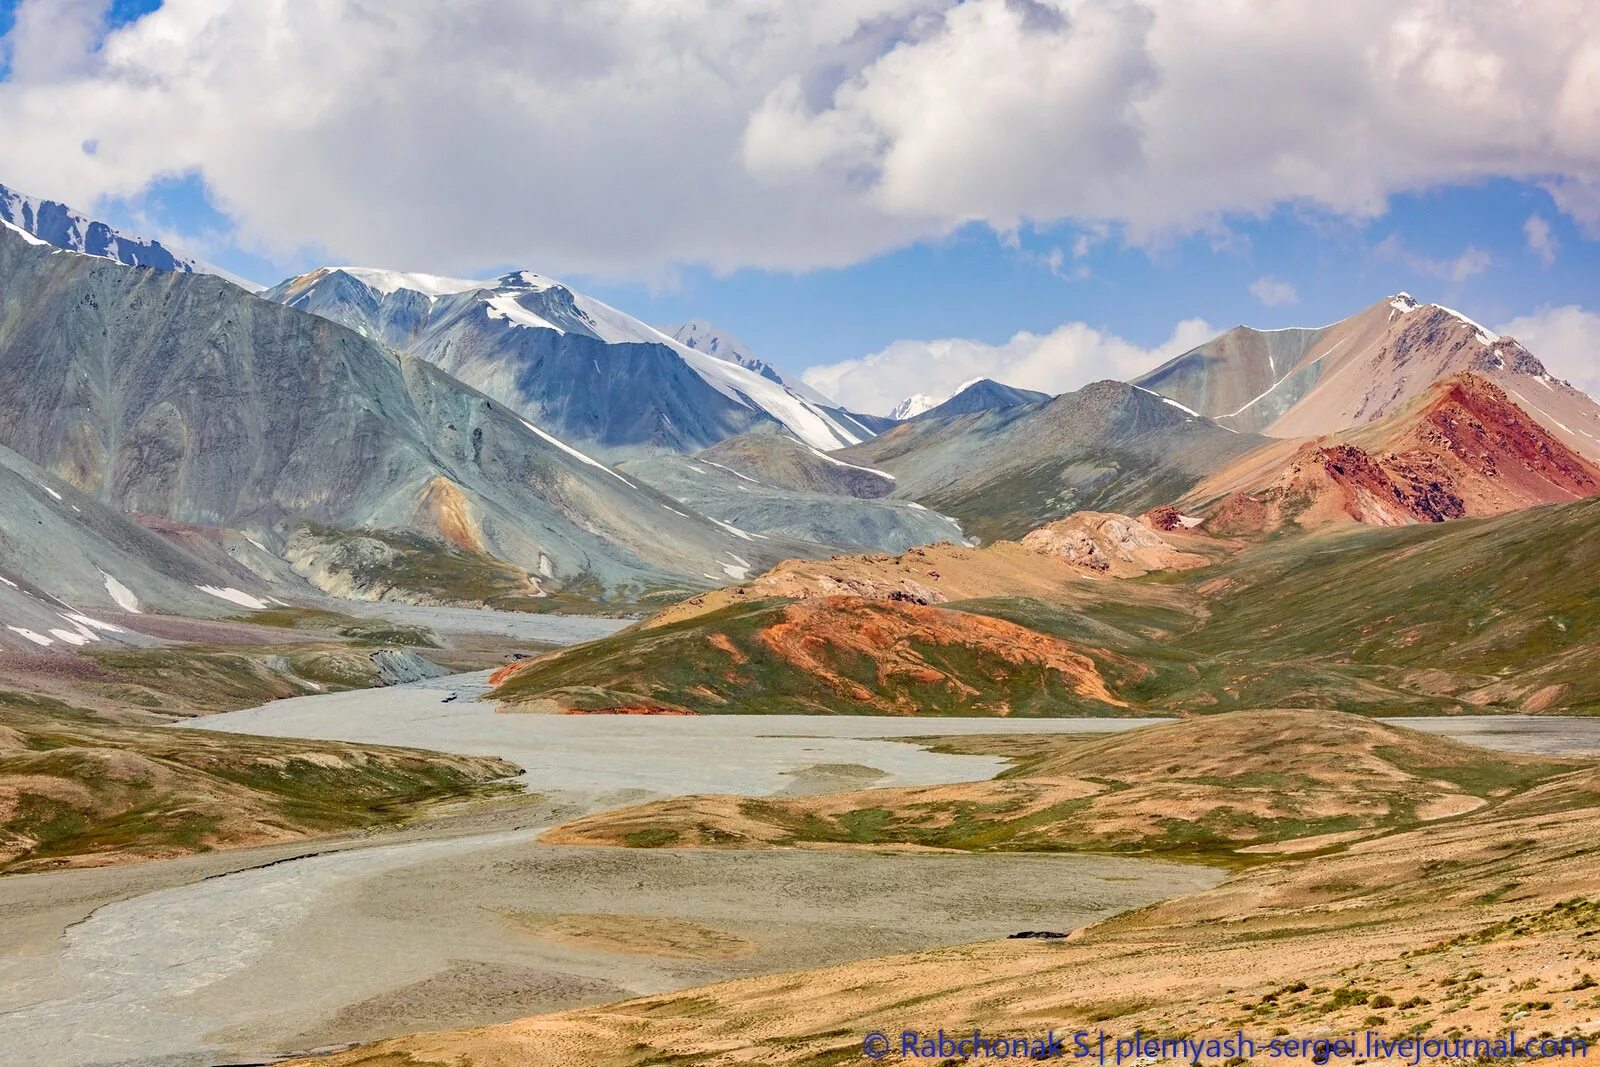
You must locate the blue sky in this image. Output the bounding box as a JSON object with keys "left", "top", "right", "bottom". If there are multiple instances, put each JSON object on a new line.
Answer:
{"left": 0, "top": 0, "right": 1596, "bottom": 414}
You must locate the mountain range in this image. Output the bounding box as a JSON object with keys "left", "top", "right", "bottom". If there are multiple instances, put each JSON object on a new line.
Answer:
{"left": 0, "top": 181, "right": 255, "bottom": 289}
{"left": 0, "top": 221, "right": 823, "bottom": 622}
{"left": 262, "top": 268, "right": 874, "bottom": 459}
{"left": 3, "top": 175, "right": 1600, "bottom": 649}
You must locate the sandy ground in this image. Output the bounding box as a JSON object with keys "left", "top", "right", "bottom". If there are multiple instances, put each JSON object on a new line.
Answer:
{"left": 1385, "top": 714, "right": 1600, "bottom": 756}
{"left": 331, "top": 601, "right": 636, "bottom": 643}
{"left": 0, "top": 674, "right": 1203, "bottom": 1067}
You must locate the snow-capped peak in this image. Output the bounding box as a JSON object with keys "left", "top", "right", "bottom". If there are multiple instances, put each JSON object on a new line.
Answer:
{"left": 0, "top": 179, "right": 260, "bottom": 290}
{"left": 1427, "top": 302, "right": 1499, "bottom": 346}
{"left": 888, "top": 377, "right": 986, "bottom": 420}
{"left": 333, "top": 267, "right": 488, "bottom": 298}
{"left": 495, "top": 269, "right": 559, "bottom": 292}
{"left": 273, "top": 264, "right": 865, "bottom": 452}
{"left": 665, "top": 319, "right": 761, "bottom": 369}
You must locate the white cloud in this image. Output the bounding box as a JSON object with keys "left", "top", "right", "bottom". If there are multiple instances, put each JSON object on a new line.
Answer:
{"left": 1248, "top": 276, "right": 1298, "bottom": 306}
{"left": 0, "top": 0, "right": 1597, "bottom": 277}
{"left": 1374, "top": 235, "right": 1492, "bottom": 282}
{"left": 1524, "top": 214, "right": 1558, "bottom": 266}
{"left": 1495, "top": 305, "right": 1600, "bottom": 397}
{"left": 803, "top": 317, "right": 1216, "bottom": 416}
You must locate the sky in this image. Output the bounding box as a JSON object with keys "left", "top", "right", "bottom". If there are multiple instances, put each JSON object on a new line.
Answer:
{"left": 0, "top": 0, "right": 1596, "bottom": 416}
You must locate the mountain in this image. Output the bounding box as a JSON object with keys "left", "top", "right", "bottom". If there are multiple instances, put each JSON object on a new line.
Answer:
{"left": 837, "top": 379, "right": 1266, "bottom": 542}
{"left": 887, "top": 378, "right": 1049, "bottom": 421}
{"left": 887, "top": 391, "right": 949, "bottom": 421}
{"left": 1135, "top": 294, "right": 1600, "bottom": 463}
{"left": 662, "top": 318, "right": 892, "bottom": 442}
{"left": 0, "top": 180, "right": 255, "bottom": 289}
{"left": 1188, "top": 373, "right": 1600, "bottom": 534}
{"left": 263, "top": 269, "right": 867, "bottom": 459}
{"left": 917, "top": 378, "right": 1051, "bottom": 420}
{"left": 0, "top": 223, "right": 807, "bottom": 602}
{"left": 662, "top": 319, "right": 783, "bottom": 382}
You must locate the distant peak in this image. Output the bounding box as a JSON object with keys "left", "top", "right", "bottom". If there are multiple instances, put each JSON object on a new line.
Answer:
{"left": 495, "top": 269, "right": 558, "bottom": 292}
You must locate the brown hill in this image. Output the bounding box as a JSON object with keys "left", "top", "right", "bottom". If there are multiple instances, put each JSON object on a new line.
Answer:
{"left": 544, "top": 710, "right": 1565, "bottom": 860}
{"left": 646, "top": 510, "right": 1215, "bottom": 630}
{"left": 1188, "top": 373, "right": 1600, "bottom": 533}
{"left": 489, "top": 594, "right": 1135, "bottom": 717}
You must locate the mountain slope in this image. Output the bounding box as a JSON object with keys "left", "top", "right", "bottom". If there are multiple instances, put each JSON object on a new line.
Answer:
{"left": 662, "top": 319, "right": 785, "bottom": 383}
{"left": 0, "top": 180, "right": 253, "bottom": 288}
{"left": 0, "top": 224, "right": 800, "bottom": 601}
{"left": 1189, "top": 373, "right": 1600, "bottom": 533}
{"left": 839, "top": 380, "right": 1265, "bottom": 542}
{"left": 614, "top": 454, "right": 964, "bottom": 553}
{"left": 662, "top": 318, "right": 890, "bottom": 442}
{"left": 1136, "top": 294, "right": 1600, "bottom": 463}
{"left": 0, "top": 443, "right": 271, "bottom": 651}
{"left": 691, "top": 431, "right": 897, "bottom": 498}
{"left": 263, "top": 269, "right": 865, "bottom": 458}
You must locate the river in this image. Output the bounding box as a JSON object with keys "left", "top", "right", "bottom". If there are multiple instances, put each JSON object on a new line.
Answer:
{"left": 7, "top": 609, "right": 1600, "bottom": 1067}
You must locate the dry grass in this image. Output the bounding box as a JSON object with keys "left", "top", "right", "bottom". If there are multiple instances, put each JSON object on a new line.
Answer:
{"left": 298, "top": 713, "right": 1600, "bottom": 1066}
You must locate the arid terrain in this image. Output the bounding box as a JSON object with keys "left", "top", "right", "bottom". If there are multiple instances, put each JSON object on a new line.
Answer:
{"left": 296, "top": 711, "right": 1600, "bottom": 1067}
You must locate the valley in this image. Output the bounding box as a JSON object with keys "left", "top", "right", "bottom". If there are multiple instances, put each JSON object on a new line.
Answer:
{"left": 0, "top": 669, "right": 1214, "bottom": 1067}
{"left": 1, "top": 170, "right": 1598, "bottom": 1067}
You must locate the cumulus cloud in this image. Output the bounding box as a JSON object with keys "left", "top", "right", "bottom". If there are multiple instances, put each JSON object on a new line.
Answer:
{"left": 1524, "top": 214, "right": 1558, "bottom": 266}
{"left": 1495, "top": 305, "right": 1600, "bottom": 397}
{"left": 1249, "top": 276, "right": 1298, "bottom": 306}
{"left": 1374, "top": 235, "right": 1492, "bottom": 282}
{"left": 0, "top": 0, "right": 1597, "bottom": 277}
{"left": 802, "top": 317, "right": 1216, "bottom": 416}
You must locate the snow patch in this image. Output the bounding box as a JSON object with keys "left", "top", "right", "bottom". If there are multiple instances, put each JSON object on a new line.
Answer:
{"left": 0, "top": 217, "right": 51, "bottom": 247}
{"left": 1428, "top": 303, "right": 1499, "bottom": 345}
{"left": 0, "top": 576, "right": 15, "bottom": 588}
{"left": 486, "top": 293, "right": 564, "bottom": 333}
{"left": 335, "top": 267, "right": 488, "bottom": 298}
{"left": 1222, "top": 340, "right": 1346, "bottom": 419}
{"left": 1134, "top": 386, "right": 1227, "bottom": 426}
{"left": 700, "top": 460, "right": 762, "bottom": 485}
{"left": 804, "top": 445, "right": 896, "bottom": 480}
{"left": 102, "top": 573, "right": 142, "bottom": 613}
{"left": 63, "top": 612, "right": 123, "bottom": 634}
{"left": 7, "top": 626, "right": 52, "bottom": 647}
{"left": 518, "top": 419, "right": 634, "bottom": 485}
{"left": 196, "top": 585, "right": 271, "bottom": 609}
{"left": 710, "top": 517, "right": 767, "bottom": 541}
